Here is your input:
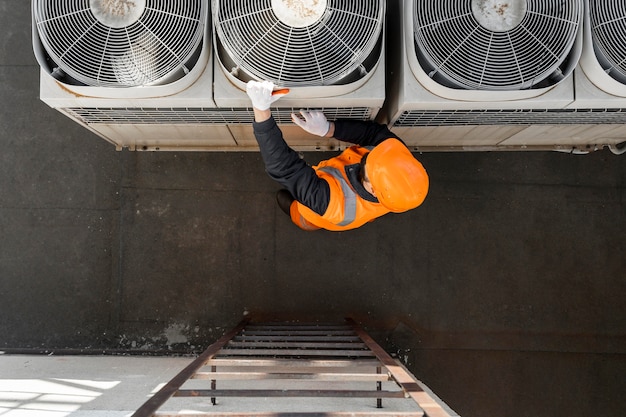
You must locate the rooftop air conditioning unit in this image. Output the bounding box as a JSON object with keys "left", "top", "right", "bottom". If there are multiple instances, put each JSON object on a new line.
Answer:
{"left": 385, "top": 0, "right": 586, "bottom": 150}
{"left": 211, "top": 0, "right": 387, "bottom": 150}
{"left": 33, "top": 0, "right": 235, "bottom": 151}
{"left": 569, "top": 0, "right": 626, "bottom": 154}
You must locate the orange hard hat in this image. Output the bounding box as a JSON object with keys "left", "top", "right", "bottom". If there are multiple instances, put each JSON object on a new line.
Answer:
{"left": 366, "top": 138, "right": 429, "bottom": 212}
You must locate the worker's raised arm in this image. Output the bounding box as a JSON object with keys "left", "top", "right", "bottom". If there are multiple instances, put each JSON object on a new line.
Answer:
{"left": 332, "top": 119, "right": 401, "bottom": 147}
{"left": 247, "top": 81, "right": 331, "bottom": 216}
{"left": 291, "top": 110, "right": 400, "bottom": 147}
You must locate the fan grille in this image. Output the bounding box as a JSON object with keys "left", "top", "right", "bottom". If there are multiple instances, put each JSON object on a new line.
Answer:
{"left": 34, "top": 0, "right": 206, "bottom": 87}
{"left": 589, "top": 0, "right": 626, "bottom": 84}
{"left": 213, "top": 0, "right": 384, "bottom": 86}
{"left": 413, "top": 0, "right": 582, "bottom": 90}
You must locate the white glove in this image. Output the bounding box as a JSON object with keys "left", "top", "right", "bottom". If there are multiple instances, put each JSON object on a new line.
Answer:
{"left": 246, "top": 80, "right": 288, "bottom": 110}
{"left": 291, "top": 110, "right": 330, "bottom": 136}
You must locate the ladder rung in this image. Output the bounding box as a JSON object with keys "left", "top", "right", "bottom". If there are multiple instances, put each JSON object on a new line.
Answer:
{"left": 233, "top": 335, "right": 362, "bottom": 342}
{"left": 192, "top": 371, "right": 391, "bottom": 381}
{"left": 240, "top": 330, "right": 356, "bottom": 336}
{"left": 207, "top": 358, "right": 380, "bottom": 367}
{"left": 227, "top": 341, "right": 367, "bottom": 349}
{"left": 175, "top": 389, "right": 406, "bottom": 398}
{"left": 155, "top": 412, "right": 423, "bottom": 417}
{"left": 244, "top": 324, "right": 352, "bottom": 331}
{"left": 217, "top": 349, "right": 374, "bottom": 357}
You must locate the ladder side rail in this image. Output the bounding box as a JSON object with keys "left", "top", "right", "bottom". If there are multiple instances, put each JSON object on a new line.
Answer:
{"left": 131, "top": 319, "right": 248, "bottom": 417}
{"left": 347, "top": 318, "right": 455, "bottom": 417}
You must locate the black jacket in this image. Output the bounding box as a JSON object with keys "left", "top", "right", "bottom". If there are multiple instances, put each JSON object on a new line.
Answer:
{"left": 252, "top": 117, "right": 400, "bottom": 215}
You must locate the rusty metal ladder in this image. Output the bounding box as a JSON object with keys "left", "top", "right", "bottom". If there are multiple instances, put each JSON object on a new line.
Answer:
{"left": 131, "top": 318, "right": 457, "bottom": 417}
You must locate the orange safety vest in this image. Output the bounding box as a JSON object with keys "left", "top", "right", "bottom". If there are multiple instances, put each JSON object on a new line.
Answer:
{"left": 289, "top": 145, "right": 391, "bottom": 231}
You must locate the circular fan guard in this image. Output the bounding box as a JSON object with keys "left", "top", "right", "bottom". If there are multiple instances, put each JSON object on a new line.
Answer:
{"left": 413, "top": 0, "right": 582, "bottom": 90}
{"left": 213, "top": 0, "right": 384, "bottom": 86}
{"left": 34, "top": 0, "right": 206, "bottom": 87}
{"left": 589, "top": 0, "right": 626, "bottom": 84}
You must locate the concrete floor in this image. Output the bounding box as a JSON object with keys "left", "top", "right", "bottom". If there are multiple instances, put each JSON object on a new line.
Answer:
{"left": 0, "top": 355, "right": 190, "bottom": 416}
{"left": 1, "top": 2, "right": 625, "bottom": 417}
{"left": 0, "top": 355, "right": 453, "bottom": 416}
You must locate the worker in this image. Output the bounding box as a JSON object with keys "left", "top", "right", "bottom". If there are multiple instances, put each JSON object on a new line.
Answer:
{"left": 246, "top": 80, "right": 429, "bottom": 231}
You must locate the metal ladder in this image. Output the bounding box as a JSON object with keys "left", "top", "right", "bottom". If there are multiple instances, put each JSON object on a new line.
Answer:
{"left": 132, "top": 318, "right": 456, "bottom": 417}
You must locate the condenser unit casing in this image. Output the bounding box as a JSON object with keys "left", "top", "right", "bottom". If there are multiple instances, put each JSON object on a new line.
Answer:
{"left": 577, "top": 0, "right": 626, "bottom": 98}
{"left": 34, "top": 0, "right": 625, "bottom": 153}
{"left": 384, "top": 0, "right": 605, "bottom": 151}
{"left": 563, "top": 0, "right": 626, "bottom": 153}
{"left": 33, "top": 0, "right": 238, "bottom": 151}
{"left": 211, "top": 0, "right": 387, "bottom": 151}
{"left": 572, "top": 0, "right": 626, "bottom": 106}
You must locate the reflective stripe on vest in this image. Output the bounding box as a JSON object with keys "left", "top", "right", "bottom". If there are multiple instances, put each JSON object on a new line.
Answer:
{"left": 318, "top": 166, "right": 357, "bottom": 227}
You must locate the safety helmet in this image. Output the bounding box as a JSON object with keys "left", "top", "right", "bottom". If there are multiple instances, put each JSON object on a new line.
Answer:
{"left": 366, "top": 138, "right": 429, "bottom": 212}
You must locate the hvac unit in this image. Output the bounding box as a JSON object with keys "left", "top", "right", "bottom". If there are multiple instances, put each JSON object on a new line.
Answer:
{"left": 33, "top": 0, "right": 235, "bottom": 151}
{"left": 211, "top": 0, "right": 387, "bottom": 150}
{"left": 567, "top": 0, "right": 626, "bottom": 153}
{"left": 386, "top": 0, "right": 589, "bottom": 150}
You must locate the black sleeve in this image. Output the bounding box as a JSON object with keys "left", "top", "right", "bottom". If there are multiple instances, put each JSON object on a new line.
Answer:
{"left": 253, "top": 116, "right": 330, "bottom": 215}
{"left": 332, "top": 119, "right": 400, "bottom": 147}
